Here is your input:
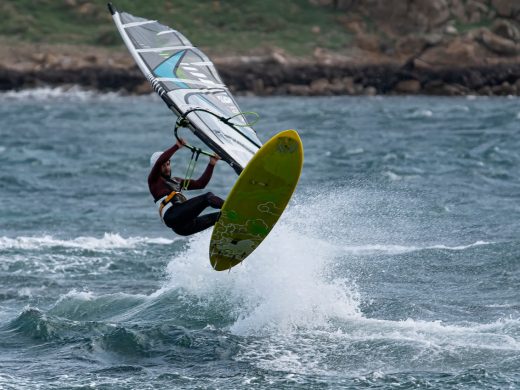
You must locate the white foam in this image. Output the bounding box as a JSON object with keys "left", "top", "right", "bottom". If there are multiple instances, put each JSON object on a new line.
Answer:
{"left": 159, "top": 220, "right": 361, "bottom": 335}
{"left": 383, "top": 170, "right": 402, "bottom": 181}
{"left": 337, "top": 316, "right": 520, "bottom": 353}
{"left": 406, "top": 109, "right": 433, "bottom": 118}
{"left": 56, "top": 289, "right": 96, "bottom": 302}
{"left": 340, "top": 240, "right": 492, "bottom": 255}
{"left": 234, "top": 314, "right": 520, "bottom": 377}
{"left": 157, "top": 186, "right": 496, "bottom": 336}
{"left": 0, "top": 86, "right": 123, "bottom": 102}
{"left": 0, "top": 233, "right": 176, "bottom": 251}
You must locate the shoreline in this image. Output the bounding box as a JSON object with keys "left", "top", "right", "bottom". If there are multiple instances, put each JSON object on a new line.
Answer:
{"left": 2, "top": 0, "right": 520, "bottom": 97}
{"left": 1, "top": 41, "right": 520, "bottom": 97}
{"left": 2, "top": 60, "right": 520, "bottom": 97}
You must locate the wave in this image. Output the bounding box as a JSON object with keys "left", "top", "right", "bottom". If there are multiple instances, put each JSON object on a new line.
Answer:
{"left": 405, "top": 109, "right": 433, "bottom": 119}
{"left": 340, "top": 240, "right": 492, "bottom": 255}
{"left": 0, "top": 233, "right": 176, "bottom": 251}
{"left": 0, "top": 86, "right": 130, "bottom": 102}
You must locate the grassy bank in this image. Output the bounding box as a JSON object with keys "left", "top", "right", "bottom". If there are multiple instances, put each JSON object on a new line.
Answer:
{"left": 0, "top": 0, "right": 352, "bottom": 56}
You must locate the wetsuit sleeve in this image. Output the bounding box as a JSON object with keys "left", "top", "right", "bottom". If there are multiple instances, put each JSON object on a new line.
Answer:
{"left": 181, "top": 162, "right": 215, "bottom": 190}
{"left": 147, "top": 144, "right": 179, "bottom": 186}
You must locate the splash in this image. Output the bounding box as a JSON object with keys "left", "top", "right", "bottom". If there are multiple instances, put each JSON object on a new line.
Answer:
{"left": 159, "top": 191, "right": 366, "bottom": 335}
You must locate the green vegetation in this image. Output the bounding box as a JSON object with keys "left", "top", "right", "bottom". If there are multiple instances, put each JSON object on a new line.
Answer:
{"left": 0, "top": 0, "right": 352, "bottom": 56}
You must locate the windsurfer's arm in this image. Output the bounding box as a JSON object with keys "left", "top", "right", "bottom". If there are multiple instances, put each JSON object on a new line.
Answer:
{"left": 182, "top": 162, "right": 215, "bottom": 190}
{"left": 185, "top": 154, "right": 220, "bottom": 189}
{"left": 147, "top": 144, "right": 179, "bottom": 185}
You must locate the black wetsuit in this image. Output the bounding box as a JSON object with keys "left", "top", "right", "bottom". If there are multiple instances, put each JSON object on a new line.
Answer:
{"left": 148, "top": 144, "right": 224, "bottom": 236}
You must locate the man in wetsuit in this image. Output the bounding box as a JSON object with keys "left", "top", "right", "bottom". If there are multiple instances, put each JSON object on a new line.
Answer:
{"left": 148, "top": 138, "right": 225, "bottom": 236}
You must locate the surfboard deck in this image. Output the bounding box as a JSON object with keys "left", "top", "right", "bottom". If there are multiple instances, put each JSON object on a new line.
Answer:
{"left": 209, "top": 130, "right": 304, "bottom": 271}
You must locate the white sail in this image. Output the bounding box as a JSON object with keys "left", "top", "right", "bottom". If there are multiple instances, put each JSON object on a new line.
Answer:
{"left": 108, "top": 3, "right": 261, "bottom": 173}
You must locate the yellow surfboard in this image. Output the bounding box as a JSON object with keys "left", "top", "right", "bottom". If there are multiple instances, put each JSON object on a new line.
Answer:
{"left": 209, "top": 130, "right": 304, "bottom": 271}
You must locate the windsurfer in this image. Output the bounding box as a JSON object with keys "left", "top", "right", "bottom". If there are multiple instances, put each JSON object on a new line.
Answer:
{"left": 148, "top": 138, "right": 224, "bottom": 236}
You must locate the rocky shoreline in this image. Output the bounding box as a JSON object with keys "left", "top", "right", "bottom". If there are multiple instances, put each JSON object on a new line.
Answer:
{"left": 2, "top": 0, "right": 520, "bottom": 97}
{"left": 1, "top": 53, "right": 519, "bottom": 97}
{"left": 0, "top": 0, "right": 520, "bottom": 96}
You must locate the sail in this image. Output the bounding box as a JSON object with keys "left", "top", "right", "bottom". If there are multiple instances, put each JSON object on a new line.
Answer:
{"left": 108, "top": 3, "right": 261, "bottom": 173}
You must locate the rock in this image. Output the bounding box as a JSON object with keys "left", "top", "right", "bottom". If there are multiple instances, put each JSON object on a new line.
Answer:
{"left": 31, "top": 53, "right": 46, "bottom": 63}
{"left": 356, "top": 33, "right": 380, "bottom": 52}
{"left": 363, "top": 86, "right": 377, "bottom": 95}
{"left": 420, "top": 0, "right": 450, "bottom": 30}
{"left": 424, "top": 81, "right": 467, "bottom": 95}
{"left": 343, "top": 20, "right": 365, "bottom": 35}
{"left": 252, "top": 78, "right": 264, "bottom": 94}
{"left": 417, "top": 37, "right": 483, "bottom": 68}
{"left": 287, "top": 84, "right": 311, "bottom": 96}
{"left": 43, "top": 53, "right": 60, "bottom": 68}
{"left": 395, "top": 35, "right": 431, "bottom": 57}
{"left": 445, "top": 24, "right": 458, "bottom": 35}
{"left": 83, "top": 54, "right": 98, "bottom": 64}
{"left": 328, "top": 80, "right": 346, "bottom": 94}
{"left": 310, "top": 78, "right": 330, "bottom": 94}
{"left": 271, "top": 50, "right": 289, "bottom": 66}
{"left": 466, "top": 0, "right": 489, "bottom": 23}
{"left": 480, "top": 29, "right": 520, "bottom": 55}
{"left": 395, "top": 79, "right": 422, "bottom": 93}
{"left": 491, "top": 0, "right": 520, "bottom": 20}
{"left": 450, "top": 0, "right": 468, "bottom": 22}
{"left": 491, "top": 81, "right": 515, "bottom": 95}
{"left": 356, "top": 0, "right": 451, "bottom": 34}
{"left": 77, "top": 2, "right": 96, "bottom": 16}
{"left": 491, "top": 19, "right": 520, "bottom": 42}
{"left": 354, "top": 83, "right": 365, "bottom": 94}
{"left": 477, "top": 85, "right": 493, "bottom": 95}
{"left": 342, "top": 77, "right": 356, "bottom": 94}
{"left": 424, "top": 33, "right": 445, "bottom": 45}
{"left": 133, "top": 81, "right": 152, "bottom": 95}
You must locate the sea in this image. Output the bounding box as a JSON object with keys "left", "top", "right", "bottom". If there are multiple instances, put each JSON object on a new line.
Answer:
{"left": 0, "top": 88, "right": 519, "bottom": 389}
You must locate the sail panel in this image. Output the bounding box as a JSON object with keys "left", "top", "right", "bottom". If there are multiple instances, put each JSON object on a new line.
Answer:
{"left": 111, "top": 7, "right": 261, "bottom": 171}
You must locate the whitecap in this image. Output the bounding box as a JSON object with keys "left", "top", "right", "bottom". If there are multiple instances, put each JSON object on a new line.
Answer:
{"left": 0, "top": 86, "right": 123, "bottom": 102}
{"left": 0, "top": 233, "right": 176, "bottom": 251}
{"left": 406, "top": 109, "right": 433, "bottom": 119}
{"left": 340, "top": 241, "right": 492, "bottom": 255}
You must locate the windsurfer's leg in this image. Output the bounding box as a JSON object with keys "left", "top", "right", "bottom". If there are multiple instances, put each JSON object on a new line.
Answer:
{"left": 207, "top": 193, "right": 224, "bottom": 209}
{"left": 172, "top": 212, "right": 221, "bottom": 236}
{"left": 163, "top": 192, "right": 224, "bottom": 230}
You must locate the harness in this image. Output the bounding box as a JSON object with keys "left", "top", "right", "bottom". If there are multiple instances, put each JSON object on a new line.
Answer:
{"left": 156, "top": 191, "right": 177, "bottom": 220}
{"left": 156, "top": 190, "right": 187, "bottom": 222}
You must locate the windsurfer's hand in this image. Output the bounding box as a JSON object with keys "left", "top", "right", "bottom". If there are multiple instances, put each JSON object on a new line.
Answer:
{"left": 210, "top": 154, "right": 221, "bottom": 166}
{"left": 176, "top": 138, "right": 186, "bottom": 148}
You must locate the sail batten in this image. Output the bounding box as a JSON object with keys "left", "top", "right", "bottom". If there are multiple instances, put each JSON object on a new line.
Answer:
{"left": 136, "top": 46, "right": 192, "bottom": 53}
{"left": 109, "top": 5, "right": 261, "bottom": 173}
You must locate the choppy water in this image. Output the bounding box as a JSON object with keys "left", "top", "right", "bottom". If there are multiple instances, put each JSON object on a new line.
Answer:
{"left": 0, "top": 88, "right": 519, "bottom": 389}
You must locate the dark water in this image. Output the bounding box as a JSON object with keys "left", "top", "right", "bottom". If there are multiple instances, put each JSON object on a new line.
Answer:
{"left": 0, "top": 88, "right": 519, "bottom": 389}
